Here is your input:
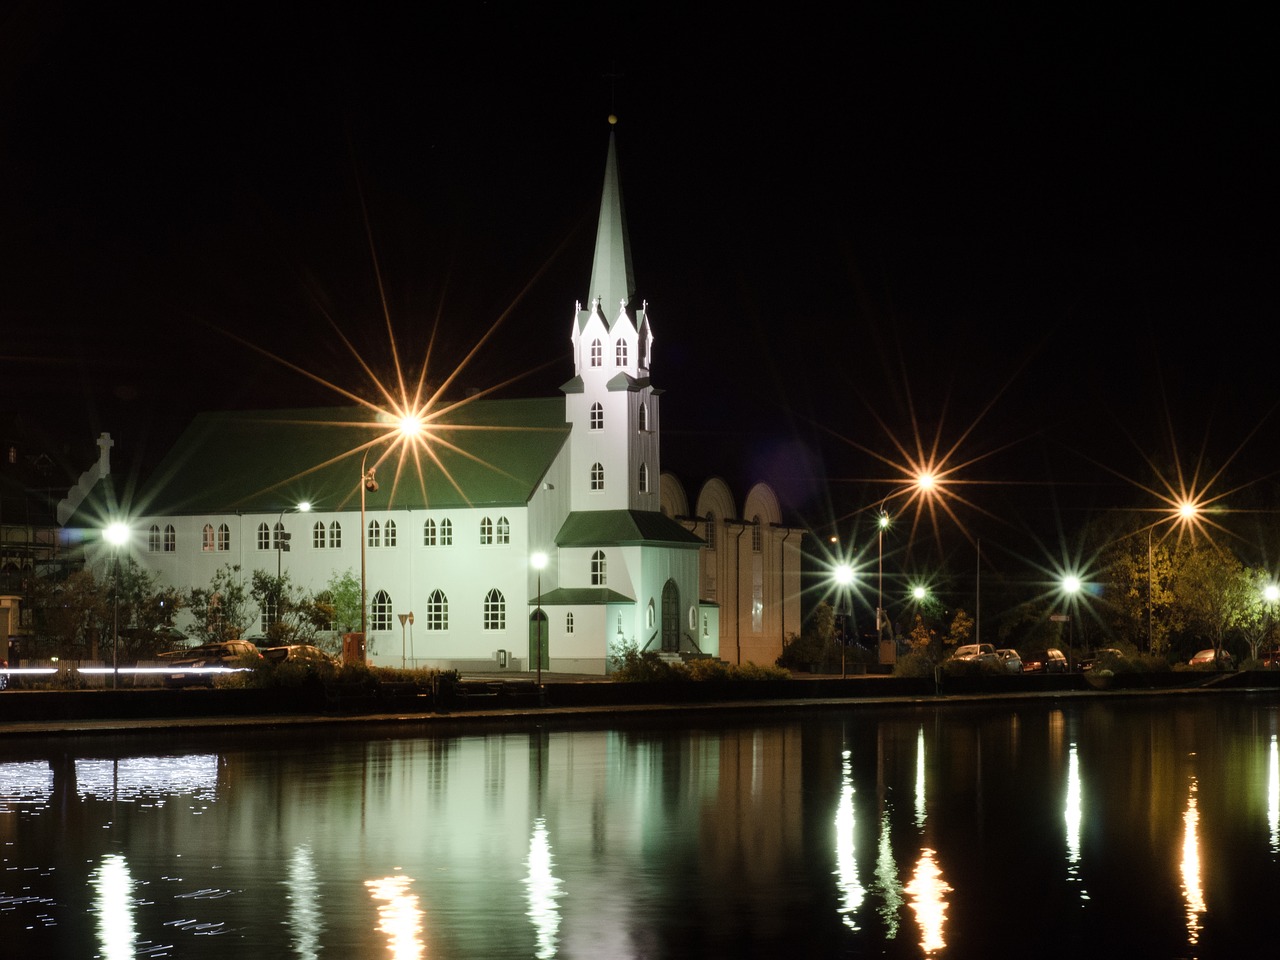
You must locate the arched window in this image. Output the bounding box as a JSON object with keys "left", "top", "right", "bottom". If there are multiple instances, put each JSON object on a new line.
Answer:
{"left": 371, "top": 590, "right": 392, "bottom": 631}
{"left": 257, "top": 522, "right": 270, "bottom": 550}
{"left": 163, "top": 525, "right": 176, "bottom": 553}
{"left": 591, "top": 550, "right": 607, "bottom": 586}
{"left": 313, "top": 521, "right": 326, "bottom": 548}
{"left": 273, "top": 521, "right": 286, "bottom": 549}
{"left": 496, "top": 517, "right": 510, "bottom": 544}
{"left": 590, "top": 402, "right": 603, "bottom": 430}
{"left": 638, "top": 462, "right": 649, "bottom": 494}
{"left": 704, "top": 512, "right": 717, "bottom": 550}
{"left": 484, "top": 588, "right": 506, "bottom": 630}
{"left": 566, "top": 612, "right": 574, "bottom": 634}
{"left": 752, "top": 515, "right": 762, "bottom": 552}
{"left": 217, "top": 523, "right": 231, "bottom": 552}
{"left": 329, "top": 522, "right": 342, "bottom": 548}
{"left": 590, "top": 339, "right": 602, "bottom": 367}
{"left": 638, "top": 401, "right": 648, "bottom": 431}
{"left": 426, "top": 589, "right": 448, "bottom": 631}
{"left": 384, "top": 519, "right": 397, "bottom": 547}
{"left": 202, "top": 524, "right": 215, "bottom": 552}
{"left": 590, "top": 462, "right": 604, "bottom": 491}
{"left": 440, "top": 518, "right": 453, "bottom": 546}
{"left": 423, "top": 518, "right": 437, "bottom": 546}
{"left": 616, "top": 340, "right": 628, "bottom": 366}
{"left": 480, "top": 517, "right": 494, "bottom": 545}
{"left": 647, "top": 598, "right": 655, "bottom": 629}
{"left": 149, "top": 524, "right": 161, "bottom": 552}
{"left": 367, "top": 519, "right": 381, "bottom": 548}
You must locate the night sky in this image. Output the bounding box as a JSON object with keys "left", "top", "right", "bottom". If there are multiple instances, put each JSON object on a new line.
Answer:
{"left": 3, "top": 4, "right": 1276, "bottom": 577}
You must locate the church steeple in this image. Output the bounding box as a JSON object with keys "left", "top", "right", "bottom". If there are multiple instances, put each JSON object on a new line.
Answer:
{"left": 586, "top": 121, "right": 634, "bottom": 326}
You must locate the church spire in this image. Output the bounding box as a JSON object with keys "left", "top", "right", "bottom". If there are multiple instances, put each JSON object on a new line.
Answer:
{"left": 585, "top": 117, "right": 634, "bottom": 326}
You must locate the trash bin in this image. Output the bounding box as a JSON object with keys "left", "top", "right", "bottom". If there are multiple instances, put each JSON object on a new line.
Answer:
{"left": 342, "top": 633, "right": 366, "bottom": 665}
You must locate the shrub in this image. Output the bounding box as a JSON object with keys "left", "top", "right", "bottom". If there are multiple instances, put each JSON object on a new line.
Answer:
{"left": 894, "top": 651, "right": 938, "bottom": 679}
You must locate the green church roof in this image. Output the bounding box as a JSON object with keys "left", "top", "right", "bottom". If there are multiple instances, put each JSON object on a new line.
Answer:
{"left": 122, "top": 398, "right": 570, "bottom": 517}
{"left": 555, "top": 509, "right": 704, "bottom": 548}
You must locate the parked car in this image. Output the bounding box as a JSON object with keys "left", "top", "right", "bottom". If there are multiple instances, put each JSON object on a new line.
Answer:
{"left": 995, "top": 649, "right": 1023, "bottom": 673}
{"left": 1189, "top": 648, "right": 1235, "bottom": 670}
{"left": 949, "top": 643, "right": 999, "bottom": 665}
{"left": 262, "top": 644, "right": 339, "bottom": 667}
{"left": 1022, "top": 648, "right": 1068, "bottom": 674}
{"left": 159, "top": 640, "right": 263, "bottom": 687}
{"left": 1079, "top": 648, "right": 1125, "bottom": 672}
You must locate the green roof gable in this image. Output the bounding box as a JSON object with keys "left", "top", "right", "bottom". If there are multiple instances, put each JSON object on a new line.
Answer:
{"left": 120, "top": 399, "right": 570, "bottom": 517}
{"left": 555, "top": 509, "right": 704, "bottom": 548}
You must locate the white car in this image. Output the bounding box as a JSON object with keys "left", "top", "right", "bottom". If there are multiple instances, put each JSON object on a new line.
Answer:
{"left": 995, "top": 649, "right": 1023, "bottom": 673}
{"left": 950, "top": 643, "right": 999, "bottom": 665}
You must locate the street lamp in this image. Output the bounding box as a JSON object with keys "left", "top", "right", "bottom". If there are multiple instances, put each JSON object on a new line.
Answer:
{"left": 876, "top": 509, "right": 891, "bottom": 652}
{"left": 276, "top": 501, "right": 311, "bottom": 579}
{"left": 103, "top": 522, "right": 130, "bottom": 689}
{"left": 531, "top": 552, "right": 548, "bottom": 692}
{"left": 1062, "top": 574, "right": 1081, "bottom": 664}
{"left": 834, "top": 562, "right": 854, "bottom": 678}
{"left": 359, "top": 451, "right": 379, "bottom": 642}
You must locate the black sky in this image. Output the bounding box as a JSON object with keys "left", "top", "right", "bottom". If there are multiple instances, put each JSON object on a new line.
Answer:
{"left": 2, "top": 3, "right": 1276, "bottom": 567}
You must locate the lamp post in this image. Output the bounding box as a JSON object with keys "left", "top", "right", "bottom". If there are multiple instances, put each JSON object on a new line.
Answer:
{"left": 276, "top": 501, "right": 311, "bottom": 579}
{"left": 532, "top": 552, "right": 548, "bottom": 693}
{"left": 834, "top": 563, "right": 854, "bottom": 678}
{"left": 103, "top": 522, "right": 129, "bottom": 689}
{"left": 359, "top": 451, "right": 379, "bottom": 641}
{"left": 1062, "top": 574, "right": 1081, "bottom": 665}
{"left": 876, "top": 508, "right": 891, "bottom": 656}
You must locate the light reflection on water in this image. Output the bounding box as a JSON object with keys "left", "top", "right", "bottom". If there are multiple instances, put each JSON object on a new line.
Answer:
{"left": 1, "top": 696, "right": 1279, "bottom": 957}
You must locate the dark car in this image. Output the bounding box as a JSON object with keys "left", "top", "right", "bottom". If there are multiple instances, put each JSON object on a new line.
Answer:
{"left": 1022, "top": 648, "right": 1069, "bottom": 674}
{"left": 160, "top": 640, "right": 263, "bottom": 687}
{"left": 1079, "top": 648, "right": 1125, "bottom": 672}
{"left": 262, "top": 644, "right": 339, "bottom": 667}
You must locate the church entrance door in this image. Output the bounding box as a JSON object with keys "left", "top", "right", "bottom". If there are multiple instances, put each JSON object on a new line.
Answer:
{"left": 661, "top": 580, "right": 679, "bottom": 653}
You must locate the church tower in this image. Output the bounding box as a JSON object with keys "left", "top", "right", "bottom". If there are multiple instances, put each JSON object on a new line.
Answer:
{"left": 564, "top": 122, "right": 660, "bottom": 514}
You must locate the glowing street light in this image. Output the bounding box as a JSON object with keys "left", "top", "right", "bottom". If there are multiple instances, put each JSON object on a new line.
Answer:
{"left": 104, "top": 522, "right": 130, "bottom": 689}
{"left": 359, "top": 451, "right": 380, "bottom": 645}
{"left": 833, "top": 563, "right": 855, "bottom": 678}
{"left": 1061, "top": 574, "right": 1081, "bottom": 660}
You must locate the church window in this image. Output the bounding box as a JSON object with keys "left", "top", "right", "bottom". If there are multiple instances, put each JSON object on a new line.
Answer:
{"left": 484, "top": 588, "right": 506, "bottom": 630}
{"left": 496, "top": 516, "right": 510, "bottom": 544}
{"left": 256, "top": 522, "right": 270, "bottom": 550}
{"left": 752, "top": 515, "right": 762, "bottom": 552}
{"left": 148, "top": 524, "right": 161, "bottom": 552}
{"left": 202, "top": 524, "right": 215, "bottom": 552}
{"left": 385, "top": 519, "right": 397, "bottom": 547}
{"left": 590, "top": 462, "right": 604, "bottom": 491}
{"left": 638, "top": 462, "right": 649, "bottom": 493}
{"left": 591, "top": 550, "right": 607, "bottom": 586}
{"left": 566, "top": 612, "right": 574, "bottom": 634}
{"left": 426, "top": 589, "right": 448, "bottom": 631}
{"left": 313, "top": 521, "right": 326, "bottom": 548}
{"left": 273, "top": 521, "right": 286, "bottom": 549}
{"left": 616, "top": 340, "right": 628, "bottom": 366}
{"left": 590, "top": 339, "right": 602, "bottom": 367}
{"left": 590, "top": 402, "right": 603, "bottom": 430}
{"left": 163, "top": 525, "right": 176, "bottom": 553}
{"left": 638, "top": 402, "right": 648, "bottom": 431}
{"left": 367, "top": 519, "right": 381, "bottom": 548}
{"left": 371, "top": 590, "right": 392, "bottom": 631}
{"left": 423, "top": 518, "right": 436, "bottom": 546}
{"left": 218, "top": 523, "right": 231, "bottom": 551}
{"left": 704, "top": 512, "right": 717, "bottom": 550}
{"left": 440, "top": 518, "right": 453, "bottom": 546}
{"left": 329, "top": 522, "right": 342, "bottom": 548}
{"left": 647, "top": 598, "right": 655, "bottom": 629}
{"left": 480, "top": 517, "right": 493, "bottom": 545}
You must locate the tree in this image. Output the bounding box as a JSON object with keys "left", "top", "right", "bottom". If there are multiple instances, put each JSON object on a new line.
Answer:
{"left": 31, "top": 568, "right": 109, "bottom": 659}
{"left": 1172, "top": 545, "right": 1246, "bottom": 662}
{"left": 249, "top": 571, "right": 337, "bottom": 649}
{"left": 946, "top": 608, "right": 974, "bottom": 651}
{"left": 188, "top": 564, "right": 256, "bottom": 643}
{"left": 1235, "top": 568, "right": 1277, "bottom": 663}
{"left": 1098, "top": 529, "right": 1184, "bottom": 654}
{"left": 324, "top": 569, "right": 363, "bottom": 635}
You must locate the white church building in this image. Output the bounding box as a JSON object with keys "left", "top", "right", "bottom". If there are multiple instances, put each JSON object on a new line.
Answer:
{"left": 67, "top": 126, "right": 803, "bottom": 674}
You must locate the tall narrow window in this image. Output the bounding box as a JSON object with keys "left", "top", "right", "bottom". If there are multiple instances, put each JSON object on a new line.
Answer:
{"left": 752, "top": 515, "right": 762, "bottom": 552}
{"left": 566, "top": 612, "right": 574, "bottom": 634}
{"left": 313, "top": 521, "right": 326, "bottom": 548}
{"left": 329, "top": 522, "right": 342, "bottom": 548}
{"left": 484, "top": 588, "right": 506, "bottom": 630}
{"left": 639, "top": 402, "right": 648, "bottom": 431}
{"left": 423, "top": 518, "right": 437, "bottom": 546}
{"left": 590, "top": 402, "right": 603, "bottom": 430}
{"left": 590, "top": 339, "right": 602, "bottom": 367}
{"left": 480, "top": 517, "right": 493, "bottom": 545}
{"left": 591, "top": 550, "right": 607, "bottom": 586}
{"left": 163, "top": 525, "right": 176, "bottom": 553}
{"left": 440, "top": 518, "right": 453, "bottom": 546}
{"left": 426, "top": 589, "right": 448, "bottom": 631}
{"left": 367, "top": 519, "right": 380, "bottom": 548}
{"left": 385, "top": 520, "right": 397, "bottom": 547}
{"left": 273, "top": 521, "right": 286, "bottom": 549}
{"left": 590, "top": 462, "right": 604, "bottom": 491}
{"left": 638, "top": 462, "right": 649, "bottom": 493}
{"left": 496, "top": 517, "right": 510, "bottom": 544}
{"left": 615, "top": 340, "right": 628, "bottom": 366}
{"left": 149, "top": 524, "right": 161, "bottom": 552}
{"left": 371, "top": 590, "right": 392, "bottom": 631}
{"left": 704, "top": 512, "right": 717, "bottom": 550}
{"left": 202, "top": 524, "right": 215, "bottom": 552}
{"left": 217, "top": 523, "right": 231, "bottom": 552}
{"left": 257, "top": 522, "right": 270, "bottom": 550}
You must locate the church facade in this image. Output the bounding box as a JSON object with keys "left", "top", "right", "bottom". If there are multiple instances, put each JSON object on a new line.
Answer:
{"left": 70, "top": 127, "right": 802, "bottom": 673}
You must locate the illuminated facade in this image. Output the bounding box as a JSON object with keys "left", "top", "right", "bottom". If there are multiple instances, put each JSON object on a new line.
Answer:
{"left": 63, "top": 127, "right": 810, "bottom": 673}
